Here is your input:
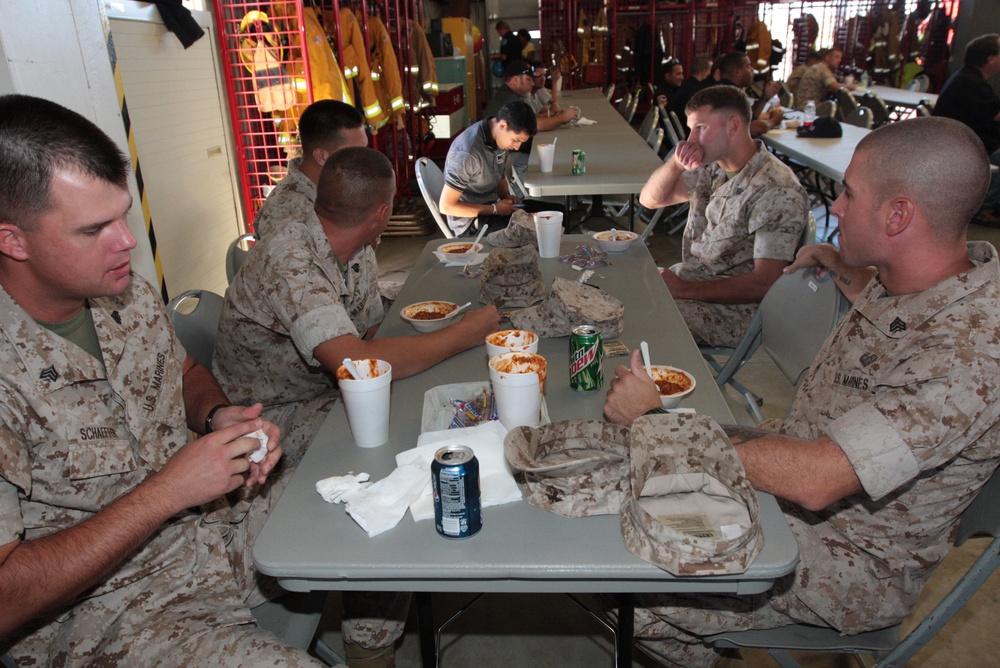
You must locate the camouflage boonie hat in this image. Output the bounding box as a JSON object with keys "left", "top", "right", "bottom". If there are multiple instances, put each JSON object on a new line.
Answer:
{"left": 478, "top": 245, "right": 547, "bottom": 307}
{"left": 619, "top": 413, "right": 763, "bottom": 576}
{"left": 485, "top": 209, "right": 537, "bottom": 248}
{"left": 509, "top": 277, "right": 624, "bottom": 338}
{"left": 504, "top": 420, "right": 630, "bottom": 518}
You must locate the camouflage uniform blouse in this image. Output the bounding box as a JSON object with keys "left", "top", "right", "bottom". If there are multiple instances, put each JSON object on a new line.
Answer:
{"left": 253, "top": 157, "right": 314, "bottom": 238}
{"left": 776, "top": 241, "right": 1000, "bottom": 633}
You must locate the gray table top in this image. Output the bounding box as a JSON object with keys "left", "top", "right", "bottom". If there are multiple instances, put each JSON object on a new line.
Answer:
{"left": 252, "top": 235, "right": 799, "bottom": 594}
{"left": 522, "top": 89, "right": 664, "bottom": 198}
{"left": 762, "top": 122, "right": 869, "bottom": 183}
{"left": 854, "top": 84, "right": 938, "bottom": 109}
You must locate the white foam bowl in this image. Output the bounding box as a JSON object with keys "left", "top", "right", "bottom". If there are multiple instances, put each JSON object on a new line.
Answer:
{"left": 648, "top": 365, "right": 696, "bottom": 408}
{"left": 437, "top": 241, "right": 483, "bottom": 263}
{"left": 400, "top": 301, "right": 460, "bottom": 332}
{"left": 592, "top": 230, "right": 639, "bottom": 252}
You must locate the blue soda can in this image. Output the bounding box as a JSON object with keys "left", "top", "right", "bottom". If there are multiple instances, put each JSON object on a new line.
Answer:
{"left": 431, "top": 446, "right": 482, "bottom": 538}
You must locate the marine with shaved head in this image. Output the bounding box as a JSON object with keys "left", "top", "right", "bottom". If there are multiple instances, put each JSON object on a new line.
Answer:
{"left": 604, "top": 116, "right": 1000, "bottom": 667}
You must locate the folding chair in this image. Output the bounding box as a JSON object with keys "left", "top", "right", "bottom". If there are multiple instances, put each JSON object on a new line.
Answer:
{"left": 835, "top": 88, "right": 859, "bottom": 121}
{"left": 165, "top": 289, "right": 225, "bottom": 368}
{"left": 859, "top": 92, "right": 891, "bottom": 127}
{"left": 636, "top": 108, "right": 660, "bottom": 147}
{"left": 667, "top": 109, "right": 687, "bottom": 140}
{"left": 616, "top": 92, "right": 633, "bottom": 120}
{"left": 778, "top": 82, "right": 794, "bottom": 109}
{"left": 415, "top": 157, "right": 456, "bottom": 238}
{"left": 915, "top": 101, "right": 932, "bottom": 117}
{"left": 623, "top": 91, "right": 640, "bottom": 124}
{"left": 843, "top": 106, "right": 874, "bottom": 129}
{"left": 605, "top": 82, "right": 616, "bottom": 101}
{"left": 709, "top": 464, "right": 1000, "bottom": 668}
{"left": 225, "top": 233, "right": 256, "bottom": 284}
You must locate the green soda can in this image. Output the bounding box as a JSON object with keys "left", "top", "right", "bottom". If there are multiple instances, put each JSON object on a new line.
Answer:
{"left": 569, "top": 325, "right": 603, "bottom": 391}
{"left": 572, "top": 149, "right": 586, "bottom": 175}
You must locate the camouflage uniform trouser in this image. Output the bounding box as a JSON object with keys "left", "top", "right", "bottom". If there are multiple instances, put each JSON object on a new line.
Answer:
{"left": 601, "top": 587, "right": 827, "bottom": 668}
{"left": 342, "top": 592, "right": 411, "bottom": 649}
{"left": 673, "top": 299, "right": 757, "bottom": 349}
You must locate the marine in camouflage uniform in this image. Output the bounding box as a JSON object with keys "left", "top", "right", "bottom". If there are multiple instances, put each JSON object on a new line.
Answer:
{"left": 0, "top": 277, "right": 324, "bottom": 668}
{"left": 671, "top": 141, "right": 807, "bottom": 347}
{"left": 253, "top": 157, "right": 315, "bottom": 239}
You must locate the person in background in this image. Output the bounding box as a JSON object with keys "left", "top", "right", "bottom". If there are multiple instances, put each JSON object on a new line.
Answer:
{"left": 254, "top": 100, "right": 368, "bottom": 239}
{"left": 0, "top": 93, "right": 328, "bottom": 668}
{"left": 666, "top": 56, "right": 713, "bottom": 131}
{"left": 214, "top": 147, "right": 499, "bottom": 668}
{"left": 440, "top": 101, "right": 566, "bottom": 235}
{"left": 656, "top": 59, "right": 685, "bottom": 103}
{"left": 529, "top": 60, "right": 561, "bottom": 113}
{"left": 638, "top": 85, "right": 808, "bottom": 348}
{"left": 518, "top": 28, "right": 536, "bottom": 60}
{"left": 605, "top": 116, "right": 1000, "bottom": 668}
{"left": 713, "top": 52, "right": 784, "bottom": 136}
{"left": 786, "top": 50, "right": 822, "bottom": 103}
{"left": 492, "top": 20, "right": 522, "bottom": 66}
{"left": 933, "top": 32, "right": 1000, "bottom": 226}
{"left": 795, "top": 46, "right": 856, "bottom": 110}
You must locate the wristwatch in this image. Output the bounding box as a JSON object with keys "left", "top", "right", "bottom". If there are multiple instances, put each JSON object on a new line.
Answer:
{"left": 644, "top": 406, "right": 669, "bottom": 415}
{"left": 204, "top": 403, "right": 230, "bottom": 434}
{"left": 491, "top": 203, "right": 498, "bottom": 215}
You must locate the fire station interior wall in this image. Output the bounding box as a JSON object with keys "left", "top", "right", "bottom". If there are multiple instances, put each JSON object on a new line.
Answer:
{"left": 109, "top": 4, "right": 242, "bottom": 298}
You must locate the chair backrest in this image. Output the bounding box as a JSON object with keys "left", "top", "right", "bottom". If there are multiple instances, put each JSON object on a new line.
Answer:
{"left": 914, "top": 74, "right": 930, "bottom": 92}
{"left": 835, "top": 88, "right": 859, "bottom": 120}
{"left": 647, "top": 127, "right": 664, "bottom": 154}
{"left": 778, "top": 82, "right": 794, "bottom": 109}
{"left": 661, "top": 113, "right": 681, "bottom": 152}
{"left": 225, "top": 233, "right": 256, "bottom": 284}
{"left": 415, "top": 157, "right": 455, "bottom": 239}
{"left": 637, "top": 108, "right": 659, "bottom": 144}
{"left": 843, "top": 106, "right": 874, "bottom": 129}
{"left": 165, "top": 289, "right": 225, "bottom": 368}
{"left": 623, "top": 92, "right": 640, "bottom": 124}
{"left": 759, "top": 268, "right": 851, "bottom": 387}
{"left": 667, "top": 109, "right": 687, "bottom": 140}
{"left": 605, "top": 82, "right": 615, "bottom": 101}
{"left": 915, "top": 101, "right": 932, "bottom": 117}
{"left": 616, "top": 92, "right": 632, "bottom": 118}
{"left": 859, "top": 92, "right": 890, "bottom": 126}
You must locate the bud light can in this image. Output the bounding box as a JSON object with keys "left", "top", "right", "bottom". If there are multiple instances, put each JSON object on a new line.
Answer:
{"left": 569, "top": 325, "right": 604, "bottom": 391}
{"left": 431, "top": 446, "right": 482, "bottom": 539}
{"left": 572, "top": 149, "right": 586, "bottom": 175}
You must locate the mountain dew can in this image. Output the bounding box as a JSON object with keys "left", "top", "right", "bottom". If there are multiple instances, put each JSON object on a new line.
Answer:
{"left": 569, "top": 325, "right": 603, "bottom": 391}
{"left": 572, "top": 149, "right": 586, "bottom": 174}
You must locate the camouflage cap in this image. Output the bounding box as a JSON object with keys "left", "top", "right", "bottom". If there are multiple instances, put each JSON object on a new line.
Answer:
{"left": 478, "top": 245, "right": 547, "bottom": 307}
{"left": 485, "top": 209, "right": 537, "bottom": 248}
{"left": 619, "top": 413, "right": 763, "bottom": 576}
{"left": 508, "top": 277, "right": 624, "bottom": 338}
{"left": 504, "top": 419, "right": 631, "bottom": 517}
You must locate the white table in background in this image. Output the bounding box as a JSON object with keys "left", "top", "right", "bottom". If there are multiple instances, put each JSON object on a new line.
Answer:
{"left": 854, "top": 84, "right": 938, "bottom": 110}
{"left": 252, "top": 235, "right": 800, "bottom": 668}
{"left": 761, "top": 122, "right": 870, "bottom": 184}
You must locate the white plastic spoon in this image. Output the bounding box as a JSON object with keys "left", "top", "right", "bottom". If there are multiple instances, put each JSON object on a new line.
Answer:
{"left": 342, "top": 358, "right": 362, "bottom": 380}
{"left": 445, "top": 301, "right": 472, "bottom": 319}
{"left": 640, "top": 341, "right": 653, "bottom": 378}
{"left": 473, "top": 224, "right": 489, "bottom": 247}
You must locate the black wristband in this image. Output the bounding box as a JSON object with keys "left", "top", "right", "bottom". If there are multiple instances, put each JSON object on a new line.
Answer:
{"left": 204, "top": 403, "right": 231, "bottom": 434}
{"left": 644, "top": 406, "right": 669, "bottom": 415}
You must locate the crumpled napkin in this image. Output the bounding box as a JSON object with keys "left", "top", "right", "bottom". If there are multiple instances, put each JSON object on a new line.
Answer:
{"left": 433, "top": 251, "right": 489, "bottom": 267}
{"left": 316, "top": 472, "right": 370, "bottom": 503}
{"left": 574, "top": 117, "right": 597, "bottom": 126}
{"left": 395, "top": 421, "right": 522, "bottom": 522}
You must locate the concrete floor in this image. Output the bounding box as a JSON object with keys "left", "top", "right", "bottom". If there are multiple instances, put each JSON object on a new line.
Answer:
{"left": 313, "top": 204, "right": 1000, "bottom": 667}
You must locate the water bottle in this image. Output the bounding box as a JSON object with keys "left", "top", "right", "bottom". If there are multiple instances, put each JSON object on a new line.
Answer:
{"left": 804, "top": 100, "right": 817, "bottom": 127}
{"left": 860, "top": 71, "right": 869, "bottom": 89}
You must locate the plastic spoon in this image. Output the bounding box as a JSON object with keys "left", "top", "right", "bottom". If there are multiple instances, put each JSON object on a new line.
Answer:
{"left": 473, "top": 224, "right": 489, "bottom": 248}
{"left": 342, "top": 358, "right": 362, "bottom": 380}
{"left": 445, "top": 301, "right": 472, "bottom": 319}
{"left": 640, "top": 341, "right": 652, "bottom": 378}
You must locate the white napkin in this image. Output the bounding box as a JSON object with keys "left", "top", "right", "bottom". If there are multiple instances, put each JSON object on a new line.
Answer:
{"left": 340, "top": 463, "right": 429, "bottom": 537}
{"left": 395, "top": 421, "right": 522, "bottom": 522}
{"left": 315, "top": 472, "right": 370, "bottom": 503}
{"left": 432, "top": 251, "right": 488, "bottom": 267}
{"left": 575, "top": 117, "right": 597, "bottom": 126}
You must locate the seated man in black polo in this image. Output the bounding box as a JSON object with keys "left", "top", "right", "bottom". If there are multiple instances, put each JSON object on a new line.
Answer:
{"left": 439, "top": 100, "right": 566, "bottom": 236}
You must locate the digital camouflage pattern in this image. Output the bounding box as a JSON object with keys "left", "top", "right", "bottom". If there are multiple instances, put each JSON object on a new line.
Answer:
{"left": 504, "top": 420, "right": 630, "bottom": 517}
{"left": 213, "top": 209, "right": 382, "bottom": 463}
{"left": 0, "top": 278, "right": 324, "bottom": 667}
{"left": 253, "top": 157, "right": 315, "bottom": 239}
{"left": 794, "top": 62, "right": 838, "bottom": 111}
{"left": 620, "top": 413, "right": 763, "bottom": 576}
{"left": 478, "top": 244, "right": 546, "bottom": 307}
{"left": 509, "top": 277, "right": 624, "bottom": 338}
{"left": 484, "top": 208, "right": 537, "bottom": 248}
{"left": 212, "top": 206, "right": 406, "bottom": 651}
{"left": 672, "top": 141, "right": 808, "bottom": 347}
{"left": 623, "top": 242, "right": 1000, "bottom": 666}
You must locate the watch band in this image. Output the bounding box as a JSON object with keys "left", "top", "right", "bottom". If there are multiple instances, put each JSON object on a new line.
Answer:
{"left": 491, "top": 203, "right": 498, "bottom": 215}
{"left": 644, "top": 406, "right": 669, "bottom": 415}
{"left": 204, "top": 403, "right": 231, "bottom": 434}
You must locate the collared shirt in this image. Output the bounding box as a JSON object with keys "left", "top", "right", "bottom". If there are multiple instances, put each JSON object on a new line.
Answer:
{"left": 776, "top": 241, "right": 1000, "bottom": 633}
{"left": 442, "top": 119, "right": 508, "bottom": 235}
{"left": 934, "top": 65, "right": 1000, "bottom": 154}
{"left": 253, "top": 157, "right": 316, "bottom": 238}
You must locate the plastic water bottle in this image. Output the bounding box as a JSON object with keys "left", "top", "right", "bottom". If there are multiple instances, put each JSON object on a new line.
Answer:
{"left": 860, "top": 71, "right": 869, "bottom": 89}
{"left": 804, "top": 100, "right": 817, "bottom": 127}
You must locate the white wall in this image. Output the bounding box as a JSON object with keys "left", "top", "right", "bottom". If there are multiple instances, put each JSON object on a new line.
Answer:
{"left": 0, "top": 0, "right": 157, "bottom": 287}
